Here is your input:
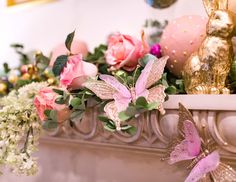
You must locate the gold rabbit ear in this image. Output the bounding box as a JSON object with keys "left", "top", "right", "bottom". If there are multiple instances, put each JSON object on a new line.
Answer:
{"left": 217, "top": 0, "right": 228, "bottom": 10}
{"left": 202, "top": 0, "right": 218, "bottom": 16}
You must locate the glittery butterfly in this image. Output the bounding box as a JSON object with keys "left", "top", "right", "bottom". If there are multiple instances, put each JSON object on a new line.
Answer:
{"left": 83, "top": 56, "right": 168, "bottom": 130}
{"left": 167, "top": 103, "right": 236, "bottom": 182}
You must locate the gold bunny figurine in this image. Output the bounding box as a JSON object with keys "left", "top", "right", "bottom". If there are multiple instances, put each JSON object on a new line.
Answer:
{"left": 183, "top": 0, "right": 236, "bottom": 94}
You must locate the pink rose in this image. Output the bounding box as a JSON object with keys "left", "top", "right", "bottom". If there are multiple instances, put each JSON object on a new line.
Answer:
{"left": 105, "top": 32, "right": 149, "bottom": 71}
{"left": 60, "top": 54, "right": 98, "bottom": 89}
{"left": 49, "top": 40, "right": 89, "bottom": 67}
{"left": 34, "top": 87, "right": 71, "bottom": 122}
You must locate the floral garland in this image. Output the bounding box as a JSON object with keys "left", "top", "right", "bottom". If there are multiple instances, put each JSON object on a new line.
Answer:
{"left": 1, "top": 19, "right": 236, "bottom": 179}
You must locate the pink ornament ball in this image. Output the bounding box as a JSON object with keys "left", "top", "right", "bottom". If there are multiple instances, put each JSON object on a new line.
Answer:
{"left": 160, "top": 15, "right": 208, "bottom": 77}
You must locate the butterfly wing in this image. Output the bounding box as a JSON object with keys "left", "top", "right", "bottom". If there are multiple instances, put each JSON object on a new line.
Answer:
{"left": 178, "top": 103, "right": 196, "bottom": 138}
{"left": 135, "top": 56, "right": 168, "bottom": 98}
{"left": 183, "top": 120, "right": 201, "bottom": 157}
{"left": 104, "top": 101, "right": 122, "bottom": 130}
{"left": 169, "top": 140, "right": 196, "bottom": 164}
{"left": 147, "top": 85, "right": 166, "bottom": 114}
{"left": 209, "top": 162, "right": 236, "bottom": 181}
{"left": 169, "top": 120, "right": 201, "bottom": 164}
{"left": 100, "top": 74, "right": 131, "bottom": 98}
{"left": 83, "top": 80, "right": 116, "bottom": 100}
{"left": 100, "top": 74, "right": 132, "bottom": 111}
{"left": 185, "top": 151, "right": 220, "bottom": 182}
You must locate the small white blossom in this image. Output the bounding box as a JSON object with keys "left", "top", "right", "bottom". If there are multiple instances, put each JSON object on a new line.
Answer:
{"left": 0, "top": 82, "right": 46, "bottom": 175}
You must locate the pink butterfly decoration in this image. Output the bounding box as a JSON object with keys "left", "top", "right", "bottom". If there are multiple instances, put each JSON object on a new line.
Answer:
{"left": 83, "top": 56, "right": 168, "bottom": 130}
{"left": 167, "top": 104, "right": 236, "bottom": 182}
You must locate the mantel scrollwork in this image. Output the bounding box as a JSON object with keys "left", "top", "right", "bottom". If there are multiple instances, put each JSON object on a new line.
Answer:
{"left": 42, "top": 95, "right": 236, "bottom": 163}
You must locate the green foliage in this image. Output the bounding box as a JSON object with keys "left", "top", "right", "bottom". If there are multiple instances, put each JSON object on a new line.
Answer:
{"left": 70, "top": 97, "right": 82, "bottom": 108}
{"left": 160, "top": 72, "right": 185, "bottom": 94}
{"left": 118, "top": 97, "right": 160, "bottom": 122}
{"left": 35, "top": 52, "right": 50, "bottom": 71}
{"left": 52, "top": 88, "right": 64, "bottom": 95}
{"left": 143, "top": 19, "right": 168, "bottom": 44}
{"left": 52, "top": 55, "right": 68, "bottom": 76}
{"left": 10, "top": 43, "right": 30, "bottom": 65}
{"left": 86, "top": 44, "right": 108, "bottom": 74}
{"left": 98, "top": 115, "right": 136, "bottom": 135}
{"left": 67, "top": 89, "right": 95, "bottom": 123}
{"left": 42, "top": 109, "right": 59, "bottom": 130}
{"left": 86, "top": 44, "right": 107, "bottom": 61}
{"left": 15, "top": 79, "right": 32, "bottom": 89}
{"left": 3, "top": 63, "right": 10, "bottom": 74}
{"left": 121, "top": 125, "right": 137, "bottom": 135}
{"left": 65, "top": 30, "right": 75, "bottom": 52}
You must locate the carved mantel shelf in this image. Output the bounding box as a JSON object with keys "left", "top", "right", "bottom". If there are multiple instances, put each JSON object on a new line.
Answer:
{"left": 41, "top": 95, "right": 236, "bottom": 164}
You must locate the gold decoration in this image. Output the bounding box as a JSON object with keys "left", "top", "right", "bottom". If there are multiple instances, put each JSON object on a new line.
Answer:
{"left": 0, "top": 83, "right": 7, "bottom": 94}
{"left": 21, "top": 73, "right": 31, "bottom": 80}
{"left": 47, "top": 78, "right": 55, "bottom": 85}
{"left": 8, "top": 75, "right": 18, "bottom": 84}
{"left": 183, "top": 0, "right": 236, "bottom": 94}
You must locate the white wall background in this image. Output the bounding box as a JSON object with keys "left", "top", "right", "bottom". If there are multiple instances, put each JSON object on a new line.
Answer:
{"left": 0, "top": 0, "right": 206, "bottom": 67}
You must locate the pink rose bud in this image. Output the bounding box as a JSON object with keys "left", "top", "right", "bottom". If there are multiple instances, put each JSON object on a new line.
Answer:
{"left": 105, "top": 32, "right": 149, "bottom": 71}
{"left": 59, "top": 54, "right": 98, "bottom": 89}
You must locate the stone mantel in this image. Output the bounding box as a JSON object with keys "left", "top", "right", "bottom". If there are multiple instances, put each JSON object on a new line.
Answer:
{"left": 164, "top": 95, "right": 236, "bottom": 110}
{"left": 41, "top": 95, "right": 236, "bottom": 165}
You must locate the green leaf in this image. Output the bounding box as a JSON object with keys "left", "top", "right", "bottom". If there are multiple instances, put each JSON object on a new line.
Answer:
{"left": 70, "top": 97, "right": 81, "bottom": 108}
{"left": 104, "top": 124, "right": 116, "bottom": 132}
{"left": 118, "top": 111, "right": 131, "bottom": 121}
{"left": 35, "top": 52, "right": 50, "bottom": 71}
{"left": 127, "top": 126, "right": 137, "bottom": 135}
{"left": 121, "top": 125, "right": 137, "bottom": 135}
{"left": 125, "top": 106, "right": 137, "bottom": 116}
{"left": 147, "top": 102, "right": 159, "bottom": 110}
{"left": 138, "top": 54, "right": 157, "bottom": 67}
{"left": 136, "top": 97, "right": 148, "bottom": 108}
{"left": 43, "top": 120, "right": 58, "bottom": 130}
{"left": 65, "top": 30, "right": 75, "bottom": 51}
{"left": 10, "top": 43, "right": 24, "bottom": 49}
{"left": 161, "top": 73, "right": 169, "bottom": 88}
{"left": 52, "top": 89, "right": 64, "bottom": 95}
{"left": 127, "top": 76, "right": 134, "bottom": 86}
{"left": 70, "top": 111, "right": 84, "bottom": 121}
{"left": 44, "top": 110, "right": 51, "bottom": 118}
{"left": 3, "top": 63, "right": 10, "bottom": 73}
{"left": 52, "top": 55, "right": 68, "bottom": 76}
{"left": 133, "top": 67, "right": 142, "bottom": 84}
{"left": 98, "top": 115, "right": 111, "bottom": 123}
{"left": 55, "top": 96, "right": 65, "bottom": 104}
{"left": 49, "top": 110, "right": 58, "bottom": 121}
{"left": 165, "top": 86, "right": 177, "bottom": 94}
